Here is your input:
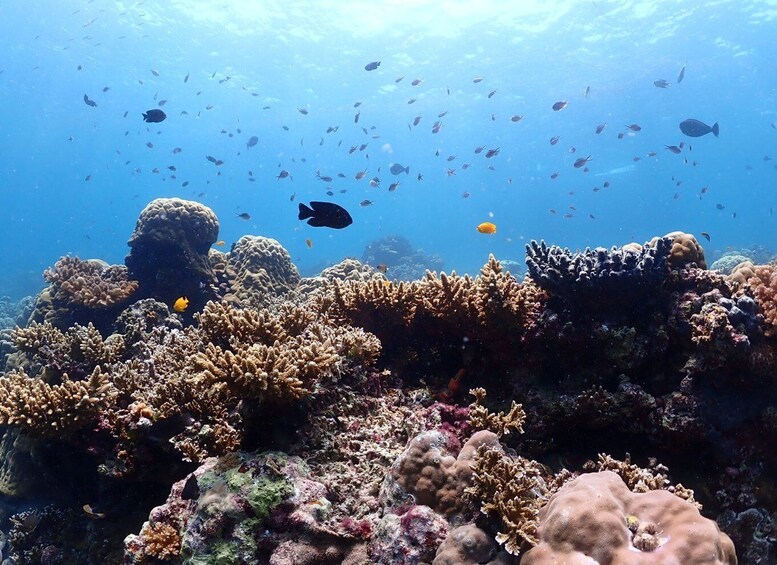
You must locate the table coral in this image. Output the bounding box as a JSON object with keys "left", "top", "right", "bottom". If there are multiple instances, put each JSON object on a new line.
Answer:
{"left": 521, "top": 471, "right": 736, "bottom": 564}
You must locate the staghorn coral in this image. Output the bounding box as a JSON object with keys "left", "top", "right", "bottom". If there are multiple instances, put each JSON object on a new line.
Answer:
{"left": 223, "top": 235, "right": 301, "bottom": 308}
{"left": 465, "top": 442, "right": 572, "bottom": 555}
{"left": 521, "top": 471, "right": 736, "bottom": 564}
{"left": 467, "top": 388, "right": 525, "bottom": 438}
{"left": 43, "top": 256, "right": 138, "bottom": 309}
{"left": 0, "top": 367, "right": 117, "bottom": 436}
{"left": 585, "top": 453, "right": 700, "bottom": 507}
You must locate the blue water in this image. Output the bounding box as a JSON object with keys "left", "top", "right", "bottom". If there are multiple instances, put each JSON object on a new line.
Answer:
{"left": 1, "top": 0, "right": 776, "bottom": 299}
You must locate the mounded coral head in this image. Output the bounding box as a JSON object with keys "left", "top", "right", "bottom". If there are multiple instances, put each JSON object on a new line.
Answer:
{"left": 125, "top": 198, "right": 219, "bottom": 311}
{"left": 223, "top": 235, "right": 300, "bottom": 308}
{"left": 659, "top": 231, "right": 707, "bottom": 270}
{"left": 521, "top": 471, "right": 736, "bottom": 564}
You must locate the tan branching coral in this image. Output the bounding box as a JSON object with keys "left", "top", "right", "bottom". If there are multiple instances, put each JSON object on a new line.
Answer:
{"left": 585, "top": 453, "right": 700, "bottom": 507}
{"left": 465, "top": 442, "right": 573, "bottom": 555}
{"left": 0, "top": 367, "right": 117, "bottom": 436}
{"left": 43, "top": 257, "right": 138, "bottom": 308}
{"left": 467, "top": 387, "right": 525, "bottom": 437}
{"left": 137, "top": 521, "right": 182, "bottom": 561}
{"left": 10, "top": 321, "right": 124, "bottom": 378}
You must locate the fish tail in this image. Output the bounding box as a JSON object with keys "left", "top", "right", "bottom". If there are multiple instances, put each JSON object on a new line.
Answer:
{"left": 712, "top": 122, "right": 719, "bottom": 137}
{"left": 298, "top": 203, "right": 313, "bottom": 220}
{"left": 404, "top": 166, "right": 409, "bottom": 174}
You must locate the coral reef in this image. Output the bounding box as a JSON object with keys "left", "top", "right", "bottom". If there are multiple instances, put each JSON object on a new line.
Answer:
{"left": 521, "top": 471, "right": 736, "bottom": 564}
{"left": 11, "top": 209, "right": 777, "bottom": 564}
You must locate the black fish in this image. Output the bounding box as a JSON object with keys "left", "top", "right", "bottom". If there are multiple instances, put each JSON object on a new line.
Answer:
{"left": 679, "top": 119, "right": 719, "bottom": 138}
{"left": 298, "top": 201, "right": 352, "bottom": 229}
{"left": 390, "top": 163, "right": 409, "bottom": 175}
{"left": 83, "top": 94, "right": 97, "bottom": 107}
{"left": 678, "top": 64, "right": 686, "bottom": 83}
{"left": 246, "top": 135, "right": 258, "bottom": 148}
{"left": 364, "top": 61, "right": 380, "bottom": 71}
{"left": 143, "top": 109, "right": 166, "bottom": 123}
{"left": 653, "top": 79, "right": 670, "bottom": 88}
{"left": 181, "top": 474, "right": 199, "bottom": 500}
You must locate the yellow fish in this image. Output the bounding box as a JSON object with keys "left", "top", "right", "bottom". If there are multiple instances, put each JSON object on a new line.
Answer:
{"left": 476, "top": 222, "right": 497, "bottom": 234}
{"left": 215, "top": 240, "right": 226, "bottom": 247}
{"left": 173, "top": 296, "right": 189, "bottom": 312}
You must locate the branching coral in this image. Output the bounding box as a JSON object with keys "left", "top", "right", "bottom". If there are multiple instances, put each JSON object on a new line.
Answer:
{"left": 585, "top": 453, "right": 700, "bottom": 507}
{"left": 318, "top": 255, "right": 545, "bottom": 377}
{"left": 467, "top": 387, "right": 525, "bottom": 437}
{"left": 465, "top": 442, "right": 572, "bottom": 555}
{"left": 43, "top": 256, "right": 138, "bottom": 308}
{"left": 0, "top": 367, "right": 117, "bottom": 436}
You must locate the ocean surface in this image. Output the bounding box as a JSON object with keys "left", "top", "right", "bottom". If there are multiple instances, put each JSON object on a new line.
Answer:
{"left": 1, "top": 0, "right": 776, "bottom": 300}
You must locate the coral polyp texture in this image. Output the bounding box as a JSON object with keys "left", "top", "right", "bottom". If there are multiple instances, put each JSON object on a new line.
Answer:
{"left": 6, "top": 204, "right": 777, "bottom": 563}
{"left": 521, "top": 471, "right": 737, "bottom": 564}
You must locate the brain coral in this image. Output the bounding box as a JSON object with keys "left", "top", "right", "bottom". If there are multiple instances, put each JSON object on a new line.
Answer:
{"left": 125, "top": 198, "right": 220, "bottom": 310}
{"left": 521, "top": 471, "right": 736, "bottom": 564}
{"left": 223, "top": 235, "right": 301, "bottom": 308}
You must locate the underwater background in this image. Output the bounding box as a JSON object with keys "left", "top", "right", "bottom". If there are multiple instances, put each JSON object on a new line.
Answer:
{"left": 2, "top": 1, "right": 777, "bottom": 564}
{"left": 1, "top": 0, "right": 776, "bottom": 299}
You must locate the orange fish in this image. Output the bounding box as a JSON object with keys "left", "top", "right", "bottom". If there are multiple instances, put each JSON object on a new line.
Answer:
{"left": 476, "top": 222, "right": 497, "bottom": 234}
{"left": 306, "top": 238, "right": 313, "bottom": 249}
{"left": 214, "top": 240, "right": 226, "bottom": 247}
{"left": 173, "top": 296, "right": 189, "bottom": 312}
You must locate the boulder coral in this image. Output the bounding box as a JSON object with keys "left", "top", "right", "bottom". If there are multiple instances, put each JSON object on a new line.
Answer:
{"left": 125, "top": 198, "right": 220, "bottom": 311}
{"left": 521, "top": 471, "right": 736, "bottom": 564}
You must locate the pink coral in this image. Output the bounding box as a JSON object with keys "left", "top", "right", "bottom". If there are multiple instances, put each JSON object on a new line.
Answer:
{"left": 521, "top": 471, "right": 737, "bottom": 564}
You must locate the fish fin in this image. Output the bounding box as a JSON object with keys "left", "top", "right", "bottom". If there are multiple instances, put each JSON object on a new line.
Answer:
{"left": 306, "top": 217, "right": 324, "bottom": 227}
{"left": 142, "top": 113, "right": 148, "bottom": 121}
{"left": 712, "top": 122, "right": 719, "bottom": 137}
{"left": 404, "top": 166, "right": 409, "bottom": 174}
{"left": 298, "top": 203, "right": 314, "bottom": 220}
